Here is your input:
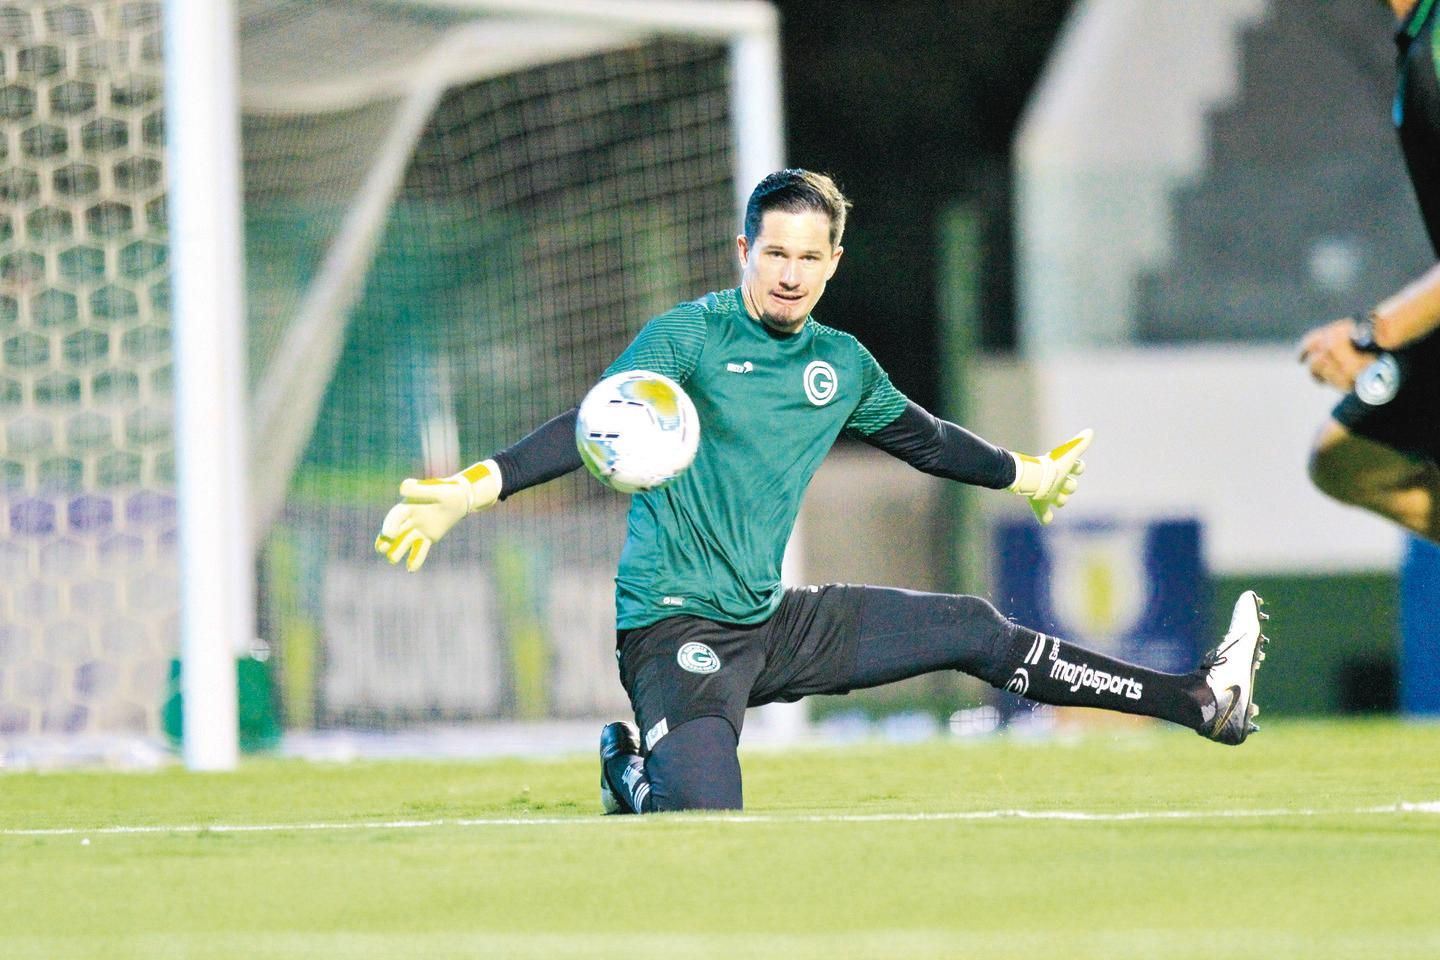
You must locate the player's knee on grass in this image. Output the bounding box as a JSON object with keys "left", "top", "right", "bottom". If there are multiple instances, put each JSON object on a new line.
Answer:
{"left": 645, "top": 715, "right": 743, "bottom": 812}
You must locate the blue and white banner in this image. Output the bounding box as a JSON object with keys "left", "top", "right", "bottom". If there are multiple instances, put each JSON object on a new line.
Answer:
{"left": 994, "top": 518, "right": 1207, "bottom": 674}
{"left": 1400, "top": 536, "right": 1440, "bottom": 716}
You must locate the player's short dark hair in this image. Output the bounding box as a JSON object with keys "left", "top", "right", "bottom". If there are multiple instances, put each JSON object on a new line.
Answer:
{"left": 743, "top": 169, "right": 851, "bottom": 248}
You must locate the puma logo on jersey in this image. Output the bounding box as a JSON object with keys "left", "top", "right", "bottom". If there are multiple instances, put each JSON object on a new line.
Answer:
{"left": 726, "top": 361, "right": 754, "bottom": 373}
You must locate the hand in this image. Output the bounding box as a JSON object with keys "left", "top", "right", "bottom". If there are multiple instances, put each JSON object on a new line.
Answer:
{"left": 375, "top": 460, "right": 502, "bottom": 572}
{"left": 1298, "top": 317, "right": 1374, "bottom": 392}
{"left": 1008, "top": 429, "right": 1093, "bottom": 525}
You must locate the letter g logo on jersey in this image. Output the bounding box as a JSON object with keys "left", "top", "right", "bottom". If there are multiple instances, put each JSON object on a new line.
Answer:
{"left": 677, "top": 641, "right": 721, "bottom": 674}
{"left": 803, "top": 360, "right": 838, "bottom": 406}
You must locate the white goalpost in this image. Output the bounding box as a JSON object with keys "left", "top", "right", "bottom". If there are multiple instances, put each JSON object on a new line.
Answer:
{"left": 163, "top": 0, "right": 247, "bottom": 771}
{"left": 161, "top": 0, "right": 785, "bottom": 768}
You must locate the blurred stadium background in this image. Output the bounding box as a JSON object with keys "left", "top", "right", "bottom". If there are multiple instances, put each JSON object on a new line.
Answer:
{"left": 0, "top": 0, "right": 1434, "bottom": 768}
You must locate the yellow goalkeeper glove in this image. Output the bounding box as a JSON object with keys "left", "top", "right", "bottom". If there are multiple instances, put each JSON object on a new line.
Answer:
{"left": 1007, "top": 429, "right": 1093, "bottom": 525}
{"left": 375, "top": 459, "right": 502, "bottom": 572}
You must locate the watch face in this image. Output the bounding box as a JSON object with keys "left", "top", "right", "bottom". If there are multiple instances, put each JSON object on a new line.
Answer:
{"left": 1355, "top": 353, "right": 1401, "bottom": 407}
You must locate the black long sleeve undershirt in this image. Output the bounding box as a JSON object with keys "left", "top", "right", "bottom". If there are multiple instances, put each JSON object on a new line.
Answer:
{"left": 491, "top": 400, "right": 1015, "bottom": 501}
{"left": 857, "top": 401, "right": 1016, "bottom": 489}
{"left": 492, "top": 407, "right": 583, "bottom": 500}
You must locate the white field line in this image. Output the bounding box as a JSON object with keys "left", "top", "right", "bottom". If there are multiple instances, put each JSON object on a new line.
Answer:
{"left": 4, "top": 800, "right": 1439, "bottom": 838}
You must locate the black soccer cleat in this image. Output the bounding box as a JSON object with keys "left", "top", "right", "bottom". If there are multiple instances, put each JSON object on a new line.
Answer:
{"left": 599, "top": 720, "right": 647, "bottom": 815}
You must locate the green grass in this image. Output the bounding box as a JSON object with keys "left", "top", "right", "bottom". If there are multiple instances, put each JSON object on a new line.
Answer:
{"left": 3, "top": 718, "right": 1439, "bottom": 959}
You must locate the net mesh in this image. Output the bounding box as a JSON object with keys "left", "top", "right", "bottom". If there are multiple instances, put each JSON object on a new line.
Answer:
{"left": 0, "top": 0, "right": 174, "bottom": 761}
{"left": 0, "top": 0, "right": 747, "bottom": 760}
{"left": 245, "top": 9, "right": 738, "bottom": 731}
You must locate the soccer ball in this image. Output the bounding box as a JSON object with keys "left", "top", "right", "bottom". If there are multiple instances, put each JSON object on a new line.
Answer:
{"left": 576, "top": 370, "right": 700, "bottom": 494}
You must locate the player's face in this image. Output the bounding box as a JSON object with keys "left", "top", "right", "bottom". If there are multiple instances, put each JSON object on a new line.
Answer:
{"left": 737, "top": 210, "right": 843, "bottom": 334}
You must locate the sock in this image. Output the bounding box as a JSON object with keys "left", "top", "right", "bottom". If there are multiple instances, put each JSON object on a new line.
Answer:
{"left": 998, "top": 625, "right": 1211, "bottom": 729}
{"left": 603, "top": 751, "right": 652, "bottom": 814}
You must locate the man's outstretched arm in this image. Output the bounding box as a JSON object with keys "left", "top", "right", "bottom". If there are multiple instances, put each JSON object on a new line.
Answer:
{"left": 375, "top": 408, "right": 583, "bottom": 571}
{"left": 858, "top": 401, "right": 1014, "bottom": 487}
{"left": 492, "top": 408, "right": 583, "bottom": 498}
{"left": 859, "top": 401, "right": 1091, "bottom": 525}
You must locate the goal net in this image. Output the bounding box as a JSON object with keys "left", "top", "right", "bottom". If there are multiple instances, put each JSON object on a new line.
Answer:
{"left": 0, "top": 0, "right": 781, "bottom": 764}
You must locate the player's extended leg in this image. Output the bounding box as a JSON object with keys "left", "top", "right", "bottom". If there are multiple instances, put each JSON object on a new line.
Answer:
{"left": 600, "top": 715, "right": 742, "bottom": 814}
{"left": 1309, "top": 419, "right": 1440, "bottom": 543}
{"left": 841, "top": 585, "right": 1268, "bottom": 744}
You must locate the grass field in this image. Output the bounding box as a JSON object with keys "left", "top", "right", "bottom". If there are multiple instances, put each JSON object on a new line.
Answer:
{"left": 3, "top": 718, "right": 1439, "bottom": 959}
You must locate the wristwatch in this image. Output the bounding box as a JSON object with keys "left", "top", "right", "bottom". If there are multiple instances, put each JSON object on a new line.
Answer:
{"left": 1349, "top": 313, "right": 1381, "bottom": 353}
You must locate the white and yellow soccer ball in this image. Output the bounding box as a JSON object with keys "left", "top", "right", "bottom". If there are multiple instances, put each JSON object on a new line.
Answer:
{"left": 576, "top": 370, "right": 700, "bottom": 494}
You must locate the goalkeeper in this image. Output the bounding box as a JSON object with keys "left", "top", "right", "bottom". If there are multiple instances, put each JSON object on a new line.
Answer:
{"left": 376, "top": 169, "right": 1269, "bottom": 814}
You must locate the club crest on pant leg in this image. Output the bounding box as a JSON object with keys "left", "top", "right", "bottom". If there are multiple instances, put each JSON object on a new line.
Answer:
{"left": 677, "top": 641, "right": 721, "bottom": 674}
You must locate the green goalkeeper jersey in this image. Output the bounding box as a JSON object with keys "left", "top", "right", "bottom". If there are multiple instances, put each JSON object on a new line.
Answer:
{"left": 603, "top": 288, "right": 909, "bottom": 628}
